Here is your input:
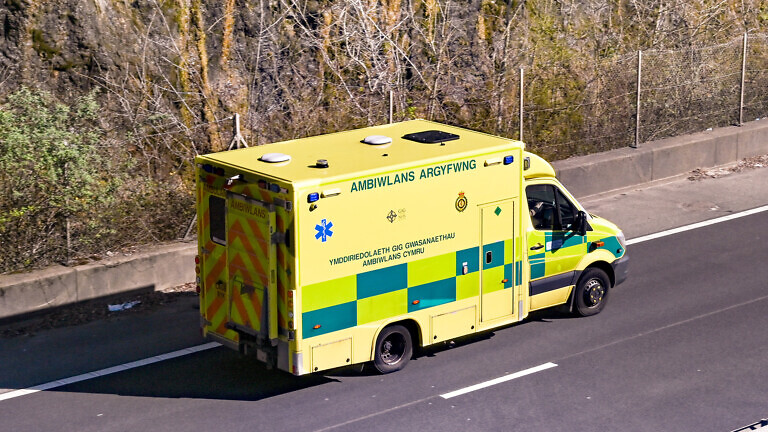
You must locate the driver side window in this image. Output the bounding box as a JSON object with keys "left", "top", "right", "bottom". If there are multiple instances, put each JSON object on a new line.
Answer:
{"left": 555, "top": 188, "right": 578, "bottom": 231}
{"left": 526, "top": 184, "right": 578, "bottom": 231}
{"left": 526, "top": 184, "right": 556, "bottom": 230}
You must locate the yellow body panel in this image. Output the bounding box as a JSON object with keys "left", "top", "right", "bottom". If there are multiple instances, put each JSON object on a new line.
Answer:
{"left": 311, "top": 338, "right": 352, "bottom": 372}
{"left": 431, "top": 306, "right": 477, "bottom": 344}
{"left": 530, "top": 286, "right": 573, "bottom": 311}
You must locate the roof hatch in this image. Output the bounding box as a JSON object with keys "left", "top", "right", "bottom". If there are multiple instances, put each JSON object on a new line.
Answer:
{"left": 402, "top": 130, "right": 460, "bottom": 144}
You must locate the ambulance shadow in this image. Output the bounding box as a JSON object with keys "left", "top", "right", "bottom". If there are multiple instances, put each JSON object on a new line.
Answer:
{"left": 322, "top": 330, "right": 499, "bottom": 377}
{"left": 526, "top": 307, "right": 580, "bottom": 322}
{"left": 54, "top": 345, "right": 338, "bottom": 401}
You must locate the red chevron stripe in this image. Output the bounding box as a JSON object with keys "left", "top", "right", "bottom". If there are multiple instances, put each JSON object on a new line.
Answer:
{"left": 201, "top": 206, "right": 210, "bottom": 230}
{"left": 204, "top": 253, "right": 227, "bottom": 293}
{"left": 232, "top": 292, "right": 251, "bottom": 328}
{"left": 245, "top": 217, "right": 269, "bottom": 258}
{"left": 229, "top": 245, "right": 267, "bottom": 288}
{"left": 228, "top": 254, "right": 256, "bottom": 287}
{"left": 206, "top": 295, "right": 224, "bottom": 320}
{"left": 228, "top": 220, "right": 268, "bottom": 284}
{"left": 216, "top": 321, "right": 229, "bottom": 335}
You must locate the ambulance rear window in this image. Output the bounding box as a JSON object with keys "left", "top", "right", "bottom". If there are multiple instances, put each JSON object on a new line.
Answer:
{"left": 210, "top": 196, "right": 226, "bottom": 245}
{"left": 402, "top": 130, "right": 459, "bottom": 143}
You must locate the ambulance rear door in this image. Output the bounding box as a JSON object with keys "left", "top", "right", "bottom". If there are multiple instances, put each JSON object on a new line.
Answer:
{"left": 225, "top": 192, "right": 278, "bottom": 342}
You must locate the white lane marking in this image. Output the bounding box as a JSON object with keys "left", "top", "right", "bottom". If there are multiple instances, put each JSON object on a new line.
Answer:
{"left": 626, "top": 204, "right": 768, "bottom": 245}
{"left": 440, "top": 362, "right": 558, "bottom": 399}
{"left": 0, "top": 342, "right": 220, "bottom": 402}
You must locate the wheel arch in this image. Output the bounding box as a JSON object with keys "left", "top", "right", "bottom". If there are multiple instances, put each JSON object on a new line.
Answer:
{"left": 369, "top": 318, "right": 423, "bottom": 360}
{"left": 584, "top": 260, "right": 616, "bottom": 288}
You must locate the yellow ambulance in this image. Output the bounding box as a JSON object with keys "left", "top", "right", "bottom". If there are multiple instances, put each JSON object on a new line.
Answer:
{"left": 194, "top": 120, "right": 628, "bottom": 374}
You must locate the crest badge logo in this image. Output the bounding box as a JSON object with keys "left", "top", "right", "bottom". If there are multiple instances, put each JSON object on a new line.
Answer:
{"left": 455, "top": 192, "right": 468, "bottom": 212}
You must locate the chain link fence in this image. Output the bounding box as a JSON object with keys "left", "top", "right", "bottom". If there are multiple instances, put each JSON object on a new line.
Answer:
{"left": 503, "top": 34, "right": 768, "bottom": 159}
{"left": 744, "top": 34, "right": 768, "bottom": 122}
{"left": 640, "top": 40, "right": 743, "bottom": 143}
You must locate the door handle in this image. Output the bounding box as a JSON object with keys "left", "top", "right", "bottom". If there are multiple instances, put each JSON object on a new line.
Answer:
{"left": 530, "top": 243, "right": 544, "bottom": 251}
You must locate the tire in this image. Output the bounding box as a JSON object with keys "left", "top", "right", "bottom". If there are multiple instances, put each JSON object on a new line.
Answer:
{"left": 573, "top": 268, "right": 610, "bottom": 317}
{"left": 373, "top": 325, "right": 413, "bottom": 374}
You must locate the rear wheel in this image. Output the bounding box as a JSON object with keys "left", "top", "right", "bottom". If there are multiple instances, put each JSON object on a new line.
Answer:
{"left": 373, "top": 325, "right": 412, "bottom": 374}
{"left": 574, "top": 268, "right": 610, "bottom": 317}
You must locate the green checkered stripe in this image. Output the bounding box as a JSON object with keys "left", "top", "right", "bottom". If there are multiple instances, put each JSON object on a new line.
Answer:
{"left": 529, "top": 234, "right": 623, "bottom": 280}
{"left": 302, "top": 240, "right": 522, "bottom": 339}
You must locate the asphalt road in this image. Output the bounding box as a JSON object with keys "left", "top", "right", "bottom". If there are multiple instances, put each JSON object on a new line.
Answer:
{"left": 2, "top": 171, "right": 768, "bottom": 432}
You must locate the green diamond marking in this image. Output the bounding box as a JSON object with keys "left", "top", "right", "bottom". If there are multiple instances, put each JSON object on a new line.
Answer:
{"left": 494, "top": 206, "right": 502, "bottom": 216}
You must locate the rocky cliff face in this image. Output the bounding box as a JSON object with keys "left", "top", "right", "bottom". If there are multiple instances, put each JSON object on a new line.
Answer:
{"left": 2, "top": 0, "right": 256, "bottom": 152}
{"left": 2, "top": 0, "right": 143, "bottom": 95}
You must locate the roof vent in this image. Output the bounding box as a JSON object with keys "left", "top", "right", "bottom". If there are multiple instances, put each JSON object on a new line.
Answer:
{"left": 260, "top": 153, "right": 291, "bottom": 163}
{"left": 402, "top": 130, "right": 460, "bottom": 144}
{"left": 363, "top": 135, "right": 392, "bottom": 145}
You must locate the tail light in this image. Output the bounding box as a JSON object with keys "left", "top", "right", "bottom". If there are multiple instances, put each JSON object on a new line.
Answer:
{"left": 287, "top": 290, "right": 296, "bottom": 330}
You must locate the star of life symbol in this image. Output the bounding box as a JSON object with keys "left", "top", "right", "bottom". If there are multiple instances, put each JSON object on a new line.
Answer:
{"left": 315, "top": 219, "right": 334, "bottom": 242}
{"left": 387, "top": 210, "right": 397, "bottom": 223}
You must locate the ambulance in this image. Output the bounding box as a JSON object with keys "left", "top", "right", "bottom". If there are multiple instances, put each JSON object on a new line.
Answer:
{"left": 194, "top": 120, "right": 628, "bottom": 375}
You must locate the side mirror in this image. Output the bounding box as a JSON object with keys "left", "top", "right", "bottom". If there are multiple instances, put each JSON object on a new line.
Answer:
{"left": 575, "top": 210, "right": 588, "bottom": 236}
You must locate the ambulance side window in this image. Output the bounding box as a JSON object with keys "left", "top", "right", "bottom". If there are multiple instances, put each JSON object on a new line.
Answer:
{"left": 555, "top": 188, "right": 578, "bottom": 231}
{"left": 526, "top": 184, "right": 556, "bottom": 230}
{"left": 210, "top": 196, "right": 226, "bottom": 245}
{"left": 527, "top": 184, "right": 579, "bottom": 231}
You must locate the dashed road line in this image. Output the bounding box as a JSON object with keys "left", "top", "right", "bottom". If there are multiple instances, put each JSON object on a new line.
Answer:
{"left": 440, "top": 362, "right": 558, "bottom": 399}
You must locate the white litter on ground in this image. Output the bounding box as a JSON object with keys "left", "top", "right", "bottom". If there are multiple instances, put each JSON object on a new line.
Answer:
{"left": 107, "top": 301, "right": 141, "bottom": 312}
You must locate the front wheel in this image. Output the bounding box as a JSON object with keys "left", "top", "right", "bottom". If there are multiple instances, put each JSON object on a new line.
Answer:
{"left": 574, "top": 268, "right": 610, "bottom": 317}
{"left": 373, "top": 325, "right": 412, "bottom": 374}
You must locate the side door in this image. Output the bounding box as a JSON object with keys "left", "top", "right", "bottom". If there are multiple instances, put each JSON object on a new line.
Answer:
{"left": 525, "top": 183, "right": 586, "bottom": 297}
{"left": 479, "top": 199, "right": 518, "bottom": 323}
{"left": 226, "top": 192, "right": 278, "bottom": 342}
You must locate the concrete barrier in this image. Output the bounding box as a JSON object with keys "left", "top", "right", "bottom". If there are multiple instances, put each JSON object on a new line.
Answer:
{"left": 0, "top": 242, "right": 196, "bottom": 321}
{"left": 2, "top": 119, "right": 768, "bottom": 321}
{"left": 554, "top": 119, "right": 768, "bottom": 198}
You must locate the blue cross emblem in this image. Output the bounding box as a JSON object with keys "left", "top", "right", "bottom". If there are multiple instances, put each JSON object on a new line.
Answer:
{"left": 315, "top": 219, "right": 334, "bottom": 242}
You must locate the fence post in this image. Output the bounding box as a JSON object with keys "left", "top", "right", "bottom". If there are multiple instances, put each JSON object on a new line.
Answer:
{"left": 65, "top": 217, "right": 71, "bottom": 266}
{"left": 519, "top": 68, "right": 524, "bottom": 142}
{"left": 739, "top": 32, "right": 748, "bottom": 126}
{"left": 633, "top": 50, "right": 642, "bottom": 148}
{"left": 183, "top": 215, "right": 197, "bottom": 240}
{"left": 227, "top": 113, "right": 248, "bottom": 150}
